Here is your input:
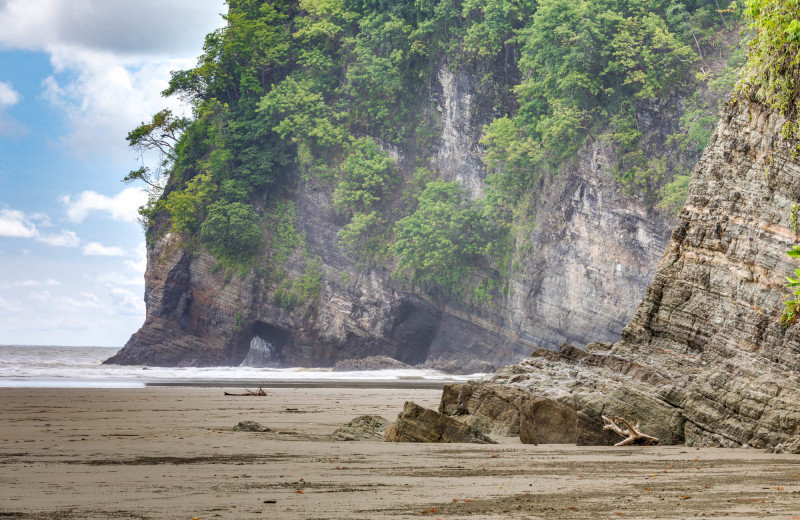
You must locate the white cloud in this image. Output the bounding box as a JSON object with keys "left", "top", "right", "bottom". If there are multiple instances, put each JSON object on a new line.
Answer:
{"left": 90, "top": 271, "right": 143, "bottom": 287}
{"left": 28, "top": 290, "right": 51, "bottom": 302}
{"left": 0, "top": 207, "right": 79, "bottom": 246}
{"left": 83, "top": 242, "right": 126, "bottom": 257}
{"left": 62, "top": 292, "right": 103, "bottom": 310}
{"left": 0, "top": 81, "right": 20, "bottom": 106}
{"left": 0, "top": 209, "right": 36, "bottom": 238}
{"left": 0, "top": 295, "right": 22, "bottom": 312}
{"left": 41, "top": 48, "right": 195, "bottom": 159}
{"left": 11, "top": 278, "right": 60, "bottom": 288}
{"left": 0, "top": 1, "right": 225, "bottom": 160}
{"left": 36, "top": 230, "right": 80, "bottom": 247}
{"left": 108, "top": 285, "right": 145, "bottom": 314}
{"left": 62, "top": 187, "right": 148, "bottom": 223}
{"left": 0, "top": 80, "right": 25, "bottom": 136}
{"left": 0, "top": 1, "right": 225, "bottom": 57}
{"left": 126, "top": 242, "right": 147, "bottom": 273}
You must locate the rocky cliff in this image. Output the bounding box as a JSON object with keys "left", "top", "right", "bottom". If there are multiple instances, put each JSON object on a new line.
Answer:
{"left": 465, "top": 97, "right": 800, "bottom": 451}
{"left": 107, "top": 62, "right": 673, "bottom": 370}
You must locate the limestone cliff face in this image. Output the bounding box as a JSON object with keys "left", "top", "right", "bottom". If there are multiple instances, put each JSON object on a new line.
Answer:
{"left": 476, "top": 98, "right": 800, "bottom": 451}
{"left": 107, "top": 64, "right": 672, "bottom": 370}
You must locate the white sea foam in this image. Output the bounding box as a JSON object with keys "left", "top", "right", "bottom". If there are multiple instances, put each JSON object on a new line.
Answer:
{"left": 0, "top": 345, "right": 482, "bottom": 388}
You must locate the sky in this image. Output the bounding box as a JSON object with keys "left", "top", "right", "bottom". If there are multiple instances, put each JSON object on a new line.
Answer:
{"left": 0, "top": 0, "right": 227, "bottom": 346}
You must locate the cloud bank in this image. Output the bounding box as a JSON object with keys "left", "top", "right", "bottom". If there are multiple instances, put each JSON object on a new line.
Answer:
{"left": 0, "top": 0, "right": 225, "bottom": 160}
{"left": 62, "top": 187, "right": 148, "bottom": 223}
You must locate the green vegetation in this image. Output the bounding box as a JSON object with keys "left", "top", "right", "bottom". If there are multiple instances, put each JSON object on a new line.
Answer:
{"left": 482, "top": 0, "right": 736, "bottom": 212}
{"left": 657, "top": 175, "right": 691, "bottom": 216}
{"left": 741, "top": 0, "right": 800, "bottom": 142}
{"left": 393, "top": 181, "right": 493, "bottom": 296}
{"left": 127, "top": 0, "right": 739, "bottom": 302}
{"left": 782, "top": 246, "right": 800, "bottom": 326}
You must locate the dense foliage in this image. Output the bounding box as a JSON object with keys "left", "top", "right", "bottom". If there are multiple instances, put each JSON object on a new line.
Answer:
{"left": 741, "top": 0, "right": 800, "bottom": 140}
{"left": 128, "top": 0, "right": 738, "bottom": 301}
{"left": 393, "top": 181, "right": 496, "bottom": 296}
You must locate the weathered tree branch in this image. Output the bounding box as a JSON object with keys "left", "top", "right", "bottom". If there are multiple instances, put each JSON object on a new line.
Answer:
{"left": 602, "top": 415, "right": 659, "bottom": 446}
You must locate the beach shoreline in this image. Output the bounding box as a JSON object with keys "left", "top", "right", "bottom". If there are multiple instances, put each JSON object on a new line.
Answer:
{"left": 1, "top": 387, "right": 799, "bottom": 519}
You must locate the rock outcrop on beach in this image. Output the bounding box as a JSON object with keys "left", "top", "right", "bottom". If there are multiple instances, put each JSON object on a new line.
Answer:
{"left": 332, "top": 356, "right": 412, "bottom": 372}
{"left": 383, "top": 401, "right": 496, "bottom": 444}
{"left": 232, "top": 420, "right": 271, "bottom": 432}
{"left": 447, "top": 98, "right": 800, "bottom": 451}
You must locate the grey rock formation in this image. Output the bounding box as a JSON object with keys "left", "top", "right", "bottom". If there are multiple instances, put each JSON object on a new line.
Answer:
{"left": 332, "top": 356, "right": 411, "bottom": 372}
{"left": 463, "top": 99, "right": 800, "bottom": 452}
{"left": 107, "top": 63, "right": 671, "bottom": 370}
{"left": 331, "top": 415, "right": 390, "bottom": 441}
{"left": 382, "top": 401, "right": 496, "bottom": 444}
{"left": 233, "top": 421, "right": 271, "bottom": 432}
{"left": 519, "top": 398, "right": 578, "bottom": 445}
{"left": 439, "top": 382, "right": 529, "bottom": 436}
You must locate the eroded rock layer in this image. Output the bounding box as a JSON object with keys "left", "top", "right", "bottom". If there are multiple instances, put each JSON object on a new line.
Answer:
{"left": 473, "top": 99, "right": 800, "bottom": 451}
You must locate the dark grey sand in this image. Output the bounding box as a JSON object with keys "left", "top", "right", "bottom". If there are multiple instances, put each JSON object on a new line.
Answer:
{"left": 1, "top": 387, "right": 799, "bottom": 519}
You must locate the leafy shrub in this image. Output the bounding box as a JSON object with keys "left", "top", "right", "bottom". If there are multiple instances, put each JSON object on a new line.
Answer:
{"left": 393, "top": 181, "right": 491, "bottom": 296}
{"left": 201, "top": 201, "right": 262, "bottom": 257}
{"left": 164, "top": 173, "right": 217, "bottom": 234}
{"left": 741, "top": 0, "right": 800, "bottom": 140}
{"left": 333, "top": 138, "right": 398, "bottom": 216}
{"left": 782, "top": 246, "right": 800, "bottom": 326}
{"left": 657, "top": 175, "right": 691, "bottom": 217}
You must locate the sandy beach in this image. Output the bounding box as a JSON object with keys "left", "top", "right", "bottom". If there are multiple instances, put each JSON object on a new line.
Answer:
{"left": 1, "top": 386, "right": 799, "bottom": 519}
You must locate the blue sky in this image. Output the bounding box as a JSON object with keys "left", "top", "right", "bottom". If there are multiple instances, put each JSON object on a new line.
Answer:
{"left": 0, "top": 1, "right": 226, "bottom": 346}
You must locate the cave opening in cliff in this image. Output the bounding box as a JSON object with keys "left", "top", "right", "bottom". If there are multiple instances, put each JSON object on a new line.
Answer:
{"left": 236, "top": 322, "right": 291, "bottom": 368}
{"left": 390, "top": 301, "right": 438, "bottom": 366}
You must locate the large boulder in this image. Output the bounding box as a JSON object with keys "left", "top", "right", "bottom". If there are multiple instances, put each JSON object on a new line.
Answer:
{"left": 439, "top": 382, "right": 530, "bottom": 436}
{"left": 383, "top": 401, "right": 496, "bottom": 444}
{"left": 519, "top": 398, "right": 578, "bottom": 445}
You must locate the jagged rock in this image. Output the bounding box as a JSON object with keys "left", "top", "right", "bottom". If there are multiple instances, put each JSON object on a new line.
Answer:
{"left": 382, "top": 401, "right": 496, "bottom": 444}
{"left": 332, "top": 356, "right": 411, "bottom": 372}
{"left": 519, "top": 399, "right": 578, "bottom": 445}
{"left": 425, "top": 358, "right": 497, "bottom": 374}
{"left": 331, "top": 415, "right": 390, "bottom": 441}
{"left": 459, "top": 98, "right": 800, "bottom": 451}
{"left": 232, "top": 421, "right": 271, "bottom": 432}
{"left": 771, "top": 437, "right": 800, "bottom": 454}
{"left": 439, "top": 382, "right": 529, "bottom": 436}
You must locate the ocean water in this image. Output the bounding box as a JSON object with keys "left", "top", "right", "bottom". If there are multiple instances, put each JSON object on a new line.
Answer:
{"left": 0, "top": 345, "right": 482, "bottom": 388}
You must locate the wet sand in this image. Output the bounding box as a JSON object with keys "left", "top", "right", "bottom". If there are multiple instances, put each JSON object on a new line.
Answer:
{"left": 1, "top": 387, "right": 799, "bottom": 519}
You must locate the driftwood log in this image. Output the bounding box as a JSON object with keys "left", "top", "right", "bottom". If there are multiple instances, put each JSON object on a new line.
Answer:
{"left": 224, "top": 387, "right": 267, "bottom": 397}
{"left": 602, "top": 415, "right": 659, "bottom": 446}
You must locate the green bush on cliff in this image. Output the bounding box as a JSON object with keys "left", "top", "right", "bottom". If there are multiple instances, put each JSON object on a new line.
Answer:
{"left": 393, "top": 181, "right": 492, "bottom": 296}
{"left": 201, "top": 201, "right": 262, "bottom": 258}
{"left": 333, "top": 138, "right": 399, "bottom": 216}
{"left": 782, "top": 246, "right": 800, "bottom": 326}
{"left": 742, "top": 0, "right": 800, "bottom": 141}
{"left": 164, "top": 172, "right": 217, "bottom": 235}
